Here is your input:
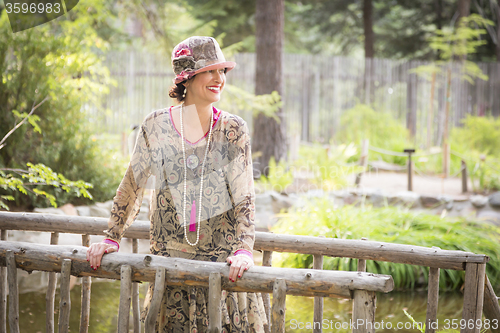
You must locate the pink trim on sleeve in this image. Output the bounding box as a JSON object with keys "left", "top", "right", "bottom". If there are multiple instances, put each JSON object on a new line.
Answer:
{"left": 103, "top": 238, "right": 120, "bottom": 251}
{"left": 234, "top": 249, "right": 253, "bottom": 260}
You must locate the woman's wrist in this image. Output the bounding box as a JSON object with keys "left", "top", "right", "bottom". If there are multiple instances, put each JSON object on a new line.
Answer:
{"left": 103, "top": 238, "right": 120, "bottom": 251}
{"left": 234, "top": 249, "right": 253, "bottom": 261}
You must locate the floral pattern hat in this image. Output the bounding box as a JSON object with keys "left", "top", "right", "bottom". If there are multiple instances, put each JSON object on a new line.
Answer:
{"left": 171, "top": 36, "right": 236, "bottom": 84}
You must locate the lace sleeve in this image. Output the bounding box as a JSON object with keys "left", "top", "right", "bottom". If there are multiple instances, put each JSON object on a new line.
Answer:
{"left": 225, "top": 118, "right": 256, "bottom": 254}
{"left": 104, "top": 123, "right": 152, "bottom": 243}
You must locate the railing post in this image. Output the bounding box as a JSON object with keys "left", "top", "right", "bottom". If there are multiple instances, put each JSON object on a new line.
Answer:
{"left": 313, "top": 254, "right": 323, "bottom": 333}
{"left": 355, "top": 139, "right": 369, "bottom": 186}
{"left": 271, "top": 278, "right": 286, "bottom": 333}
{"left": 80, "top": 234, "right": 91, "bottom": 333}
{"left": 58, "top": 259, "right": 72, "bottom": 333}
{"left": 425, "top": 267, "right": 440, "bottom": 333}
{"left": 262, "top": 250, "right": 273, "bottom": 333}
{"left": 0, "top": 230, "right": 7, "bottom": 333}
{"left": 358, "top": 238, "right": 368, "bottom": 272}
{"left": 483, "top": 276, "right": 500, "bottom": 333}
{"left": 461, "top": 160, "right": 468, "bottom": 193}
{"left": 353, "top": 237, "right": 376, "bottom": 333}
{"left": 208, "top": 272, "right": 222, "bottom": 333}
{"left": 352, "top": 290, "right": 376, "bottom": 333}
{"left": 47, "top": 232, "right": 59, "bottom": 333}
{"left": 404, "top": 149, "right": 415, "bottom": 191}
{"left": 118, "top": 265, "right": 132, "bottom": 333}
{"left": 145, "top": 267, "right": 166, "bottom": 332}
{"left": 461, "top": 263, "right": 486, "bottom": 333}
{"left": 131, "top": 238, "right": 141, "bottom": 333}
{"left": 6, "top": 250, "right": 20, "bottom": 333}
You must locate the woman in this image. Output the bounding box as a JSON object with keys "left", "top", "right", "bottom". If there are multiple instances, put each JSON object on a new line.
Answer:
{"left": 86, "top": 36, "right": 267, "bottom": 332}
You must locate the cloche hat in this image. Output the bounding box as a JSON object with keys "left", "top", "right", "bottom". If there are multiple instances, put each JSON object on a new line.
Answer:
{"left": 171, "top": 36, "right": 236, "bottom": 84}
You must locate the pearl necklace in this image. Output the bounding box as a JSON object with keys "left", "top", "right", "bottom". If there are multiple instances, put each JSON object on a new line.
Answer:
{"left": 180, "top": 104, "right": 213, "bottom": 246}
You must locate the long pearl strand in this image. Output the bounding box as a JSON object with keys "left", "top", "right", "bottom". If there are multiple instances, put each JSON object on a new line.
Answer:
{"left": 180, "top": 103, "right": 214, "bottom": 246}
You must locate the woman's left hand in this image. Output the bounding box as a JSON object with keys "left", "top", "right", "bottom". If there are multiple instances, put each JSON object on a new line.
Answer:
{"left": 226, "top": 254, "right": 253, "bottom": 282}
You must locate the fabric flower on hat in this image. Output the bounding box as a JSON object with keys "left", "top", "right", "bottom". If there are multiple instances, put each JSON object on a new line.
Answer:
{"left": 174, "top": 45, "right": 192, "bottom": 57}
{"left": 177, "top": 70, "right": 193, "bottom": 82}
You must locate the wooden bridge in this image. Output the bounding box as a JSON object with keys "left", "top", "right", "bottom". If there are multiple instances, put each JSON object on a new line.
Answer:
{"left": 0, "top": 211, "right": 499, "bottom": 333}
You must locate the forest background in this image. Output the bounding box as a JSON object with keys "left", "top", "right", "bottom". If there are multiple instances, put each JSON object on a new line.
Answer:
{"left": 0, "top": 0, "right": 500, "bottom": 209}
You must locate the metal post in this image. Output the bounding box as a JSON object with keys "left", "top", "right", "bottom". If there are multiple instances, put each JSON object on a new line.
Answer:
{"left": 404, "top": 149, "right": 415, "bottom": 191}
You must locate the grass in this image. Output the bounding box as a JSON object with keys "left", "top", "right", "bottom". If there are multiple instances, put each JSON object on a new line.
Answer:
{"left": 271, "top": 196, "right": 500, "bottom": 291}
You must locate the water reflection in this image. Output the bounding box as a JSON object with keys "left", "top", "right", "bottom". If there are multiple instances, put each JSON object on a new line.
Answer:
{"left": 286, "top": 291, "right": 463, "bottom": 333}
{"left": 14, "top": 280, "right": 462, "bottom": 332}
{"left": 13, "top": 280, "right": 147, "bottom": 332}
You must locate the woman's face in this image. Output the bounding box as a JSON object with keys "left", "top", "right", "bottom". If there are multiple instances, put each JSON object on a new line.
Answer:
{"left": 185, "top": 68, "right": 226, "bottom": 105}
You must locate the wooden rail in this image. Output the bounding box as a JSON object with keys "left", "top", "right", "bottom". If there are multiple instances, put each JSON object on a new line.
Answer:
{"left": 0, "top": 211, "right": 499, "bottom": 333}
{"left": 0, "top": 241, "right": 393, "bottom": 332}
{"left": 0, "top": 242, "right": 393, "bottom": 297}
{"left": 0, "top": 212, "right": 489, "bottom": 269}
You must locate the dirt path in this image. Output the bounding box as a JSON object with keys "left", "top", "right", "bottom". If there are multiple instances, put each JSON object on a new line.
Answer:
{"left": 277, "top": 170, "right": 478, "bottom": 199}
{"left": 351, "top": 170, "right": 474, "bottom": 198}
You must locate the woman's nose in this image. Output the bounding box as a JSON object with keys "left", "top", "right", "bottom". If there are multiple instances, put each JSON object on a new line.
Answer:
{"left": 214, "top": 71, "right": 223, "bottom": 82}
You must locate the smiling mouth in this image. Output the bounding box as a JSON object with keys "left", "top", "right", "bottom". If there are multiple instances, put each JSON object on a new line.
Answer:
{"left": 207, "top": 86, "right": 220, "bottom": 93}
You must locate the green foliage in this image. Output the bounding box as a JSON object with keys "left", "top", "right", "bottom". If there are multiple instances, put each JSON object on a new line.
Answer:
{"left": 451, "top": 115, "right": 500, "bottom": 158}
{"left": 334, "top": 104, "right": 411, "bottom": 166}
{"left": 272, "top": 196, "right": 500, "bottom": 291}
{"left": 412, "top": 14, "right": 493, "bottom": 85}
{"left": 403, "top": 309, "right": 425, "bottom": 333}
{"left": 218, "top": 86, "right": 282, "bottom": 121}
{"left": 258, "top": 156, "right": 293, "bottom": 193}
{"left": 186, "top": 0, "right": 256, "bottom": 52}
{"left": 115, "top": 0, "right": 219, "bottom": 54}
{"left": 0, "top": 163, "right": 93, "bottom": 210}
{"left": 430, "top": 14, "right": 494, "bottom": 62}
{"left": 0, "top": 0, "right": 127, "bottom": 207}
{"left": 450, "top": 115, "right": 500, "bottom": 192}
{"left": 293, "top": 142, "right": 362, "bottom": 191}
{"left": 468, "top": 158, "right": 500, "bottom": 193}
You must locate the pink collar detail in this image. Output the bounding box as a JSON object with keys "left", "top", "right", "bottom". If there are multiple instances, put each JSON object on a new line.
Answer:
{"left": 169, "top": 106, "right": 221, "bottom": 145}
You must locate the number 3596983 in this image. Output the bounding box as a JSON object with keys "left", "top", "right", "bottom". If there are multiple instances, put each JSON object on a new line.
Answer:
{"left": 443, "top": 319, "right": 498, "bottom": 330}
{"left": 5, "top": 2, "right": 61, "bottom": 14}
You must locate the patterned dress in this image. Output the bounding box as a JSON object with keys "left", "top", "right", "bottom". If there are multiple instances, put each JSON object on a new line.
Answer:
{"left": 103, "top": 106, "right": 267, "bottom": 332}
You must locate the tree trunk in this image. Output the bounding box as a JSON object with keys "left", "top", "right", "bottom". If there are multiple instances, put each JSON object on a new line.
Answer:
{"left": 363, "top": 0, "right": 374, "bottom": 59}
{"left": 363, "top": 0, "right": 374, "bottom": 105}
{"left": 435, "top": 0, "right": 443, "bottom": 30}
{"left": 457, "top": 0, "right": 471, "bottom": 61}
{"left": 253, "top": 0, "right": 286, "bottom": 177}
{"left": 497, "top": 0, "right": 500, "bottom": 62}
{"left": 458, "top": 0, "right": 471, "bottom": 22}
{"left": 435, "top": 0, "right": 443, "bottom": 59}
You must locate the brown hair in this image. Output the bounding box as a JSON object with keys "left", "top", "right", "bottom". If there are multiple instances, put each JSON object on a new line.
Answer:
{"left": 169, "top": 83, "right": 186, "bottom": 102}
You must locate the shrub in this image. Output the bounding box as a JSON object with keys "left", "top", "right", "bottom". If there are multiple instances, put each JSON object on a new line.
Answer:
{"left": 0, "top": 2, "right": 125, "bottom": 208}
{"left": 291, "top": 142, "right": 363, "bottom": 191}
{"left": 334, "top": 104, "right": 411, "bottom": 166}
{"left": 450, "top": 115, "right": 500, "bottom": 192}
{"left": 272, "top": 196, "right": 500, "bottom": 291}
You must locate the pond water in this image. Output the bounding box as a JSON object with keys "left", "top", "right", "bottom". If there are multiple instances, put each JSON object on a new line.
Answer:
{"left": 9, "top": 280, "right": 466, "bottom": 333}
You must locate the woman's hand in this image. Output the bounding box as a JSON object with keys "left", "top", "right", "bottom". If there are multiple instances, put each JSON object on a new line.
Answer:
{"left": 86, "top": 242, "right": 118, "bottom": 271}
{"left": 226, "top": 254, "right": 254, "bottom": 282}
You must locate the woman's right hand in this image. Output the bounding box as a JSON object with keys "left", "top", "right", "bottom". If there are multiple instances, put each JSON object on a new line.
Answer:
{"left": 86, "top": 242, "right": 118, "bottom": 270}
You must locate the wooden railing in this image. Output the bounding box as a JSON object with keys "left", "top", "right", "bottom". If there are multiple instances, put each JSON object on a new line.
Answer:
{"left": 0, "top": 211, "right": 499, "bottom": 333}
{"left": 0, "top": 242, "right": 393, "bottom": 332}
